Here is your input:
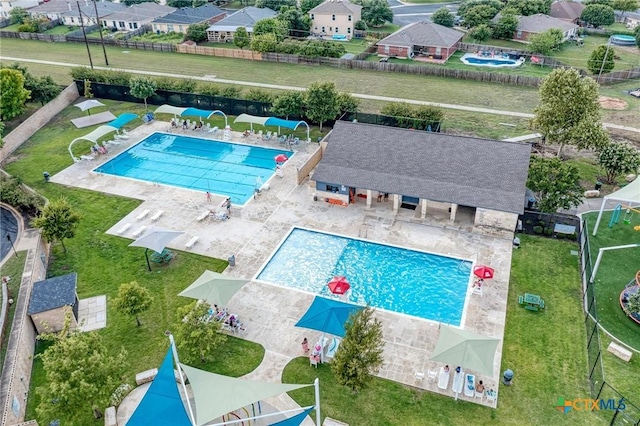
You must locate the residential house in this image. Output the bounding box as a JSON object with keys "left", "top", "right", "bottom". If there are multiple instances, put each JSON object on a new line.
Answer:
{"left": 206, "top": 6, "right": 275, "bottom": 43}
{"left": 549, "top": 1, "right": 585, "bottom": 23}
{"left": 309, "top": 0, "right": 361, "bottom": 40}
{"left": 312, "top": 121, "right": 531, "bottom": 231}
{"left": 28, "top": 273, "right": 79, "bottom": 334}
{"left": 617, "top": 10, "right": 640, "bottom": 29}
{"left": 152, "top": 4, "right": 225, "bottom": 35}
{"left": 376, "top": 21, "right": 464, "bottom": 62}
{"left": 0, "top": 0, "right": 39, "bottom": 19}
{"left": 512, "top": 13, "right": 578, "bottom": 41}
{"left": 27, "top": 0, "right": 125, "bottom": 23}
{"left": 97, "top": 3, "right": 174, "bottom": 31}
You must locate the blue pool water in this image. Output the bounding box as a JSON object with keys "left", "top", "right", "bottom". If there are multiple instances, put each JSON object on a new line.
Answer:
{"left": 94, "top": 132, "right": 293, "bottom": 204}
{"left": 465, "top": 57, "right": 516, "bottom": 66}
{"left": 257, "top": 228, "right": 472, "bottom": 325}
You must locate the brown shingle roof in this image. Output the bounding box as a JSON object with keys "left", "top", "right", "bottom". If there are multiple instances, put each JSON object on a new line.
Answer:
{"left": 376, "top": 21, "right": 464, "bottom": 48}
{"left": 550, "top": 1, "right": 585, "bottom": 21}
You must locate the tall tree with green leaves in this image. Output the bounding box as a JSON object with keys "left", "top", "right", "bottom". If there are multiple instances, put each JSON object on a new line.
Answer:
{"left": 184, "top": 23, "right": 209, "bottom": 43}
{"left": 588, "top": 44, "right": 616, "bottom": 75}
{"left": 253, "top": 17, "right": 289, "bottom": 41}
{"left": 174, "top": 301, "right": 227, "bottom": 363}
{"left": 581, "top": 4, "right": 615, "bottom": 27}
{"left": 469, "top": 24, "right": 492, "bottom": 42}
{"left": 531, "top": 68, "right": 610, "bottom": 157}
{"left": 305, "top": 81, "right": 340, "bottom": 132}
{"left": 528, "top": 28, "right": 563, "bottom": 55}
{"left": 362, "top": 0, "right": 393, "bottom": 27}
{"left": 461, "top": 4, "right": 498, "bottom": 27}
{"left": 129, "top": 76, "right": 157, "bottom": 110}
{"left": 0, "top": 68, "right": 30, "bottom": 121}
{"left": 113, "top": 281, "right": 154, "bottom": 326}
{"left": 301, "top": 0, "right": 323, "bottom": 14}
{"left": 598, "top": 142, "right": 640, "bottom": 184}
{"left": 36, "top": 313, "right": 127, "bottom": 421}
{"left": 431, "top": 7, "right": 455, "bottom": 27}
{"left": 331, "top": 306, "right": 384, "bottom": 392}
{"left": 493, "top": 11, "right": 519, "bottom": 39}
{"left": 9, "top": 7, "right": 28, "bottom": 24}
{"left": 255, "top": 0, "right": 297, "bottom": 11}
{"left": 29, "top": 76, "right": 62, "bottom": 106}
{"left": 337, "top": 92, "right": 359, "bottom": 115}
{"left": 526, "top": 156, "right": 583, "bottom": 213}
{"left": 271, "top": 91, "right": 305, "bottom": 119}
{"left": 31, "top": 198, "right": 82, "bottom": 252}
{"left": 234, "top": 26, "right": 250, "bottom": 49}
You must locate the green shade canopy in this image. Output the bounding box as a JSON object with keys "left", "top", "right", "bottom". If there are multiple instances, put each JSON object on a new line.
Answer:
{"left": 180, "top": 364, "right": 311, "bottom": 426}
{"left": 429, "top": 325, "right": 500, "bottom": 376}
{"left": 178, "top": 270, "right": 250, "bottom": 307}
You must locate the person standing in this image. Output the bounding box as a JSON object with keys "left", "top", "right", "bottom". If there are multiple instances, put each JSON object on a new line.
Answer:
{"left": 302, "top": 337, "right": 309, "bottom": 353}
{"left": 225, "top": 197, "right": 231, "bottom": 216}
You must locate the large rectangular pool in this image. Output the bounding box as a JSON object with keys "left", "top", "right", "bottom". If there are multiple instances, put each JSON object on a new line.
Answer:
{"left": 257, "top": 228, "right": 473, "bottom": 325}
{"left": 94, "top": 132, "right": 293, "bottom": 204}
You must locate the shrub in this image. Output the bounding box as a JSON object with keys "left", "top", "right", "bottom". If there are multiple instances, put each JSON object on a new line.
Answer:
{"left": 219, "top": 86, "right": 242, "bottom": 98}
{"left": 0, "top": 175, "right": 45, "bottom": 216}
{"left": 245, "top": 89, "right": 274, "bottom": 103}
{"left": 533, "top": 226, "right": 543, "bottom": 234}
{"left": 197, "top": 84, "right": 220, "bottom": 96}
{"left": 109, "top": 383, "right": 132, "bottom": 407}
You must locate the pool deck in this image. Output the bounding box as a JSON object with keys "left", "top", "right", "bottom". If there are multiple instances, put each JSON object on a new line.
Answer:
{"left": 52, "top": 122, "right": 513, "bottom": 420}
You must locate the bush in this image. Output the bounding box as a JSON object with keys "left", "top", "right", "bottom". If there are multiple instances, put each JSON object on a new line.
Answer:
{"left": 197, "top": 83, "right": 220, "bottom": 96}
{"left": 109, "top": 383, "right": 132, "bottom": 407}
{"left": 244, "top": 89, "right": 274, "bottom": 103}
{"left": 0, "top": 175, "right": 45, "bottom": 216}
{"left": 533, "top": 226, "right": 543, "bottom": 234}
{"left": 219, "top": 86, "right": 242, "bottom": 98}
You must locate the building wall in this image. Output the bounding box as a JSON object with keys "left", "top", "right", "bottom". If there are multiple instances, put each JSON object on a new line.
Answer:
{"left": 625, "top": 16, "right": 640, "bottom": 28}
{"left": 153, "top": 14, "right": 225, "bottom": 34}
{"left": 207, "top": 29, "right": 239, "bottom": 42}
{"left": 513, "top": 27, "right": 576, "bottom": 41}
{"left": 377, "top": 44, "right": 458, "bottom": 60}
{"left": 0, "top": 0, "right": 39, "bottom": 19}
{"left": 310, "top": 11, "right": 360, "bottom": 38}
{"left": 30, "top": 306, "right": 78, "bottom": 335}
{"left": 296, "top": 145, "right": 323, "bottom": 185}
{"left": 474, "top": 208, "right": 518, "bottom": 231}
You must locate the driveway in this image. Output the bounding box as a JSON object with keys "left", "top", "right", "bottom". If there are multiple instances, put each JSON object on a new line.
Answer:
{"left": 390, "top": 1, "right": 460, "bottom": 27}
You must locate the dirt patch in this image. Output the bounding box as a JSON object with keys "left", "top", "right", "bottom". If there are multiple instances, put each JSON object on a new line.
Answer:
{"left": 599, "top": 96, "right": 628, "bottom": 110}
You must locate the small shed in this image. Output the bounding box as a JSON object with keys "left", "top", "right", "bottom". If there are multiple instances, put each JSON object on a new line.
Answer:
{"left": 28, "top": 272, "right": 79, "bottom": 334}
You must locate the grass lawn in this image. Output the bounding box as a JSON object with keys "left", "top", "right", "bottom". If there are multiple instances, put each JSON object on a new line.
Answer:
{"left": 553, "top": 34, "right": 640, "bottom": 73}
{"left": 565, "top": 157, "right": 629, "bottom": 196}
{"left": 1, "top": 23, "right": 22, "bottom": 31}
{"left": 0, "top": 251, "right": 27, "bottom": 369}
{"left": 128, "top": 32, "right": 183, "bottom": 43}
{"left": 0, "top": 38, "right": 542, "bottom": 114}
{"left": 603, "top": 23, "right": 632, "bottom": 33}
{"left": 366, "top": 23, "right": 400, "bottom": 34}
{"left": 283, "top": 235, "right": 600, "bottom": 425}
{"left": 43, "top": 25, "right": 74, "bottom": 35}
{"left": 3, "top": 100, "right": 266, "bottom": 426}
{"left": 582, "top": 211, "right": 640, "bottom": 352}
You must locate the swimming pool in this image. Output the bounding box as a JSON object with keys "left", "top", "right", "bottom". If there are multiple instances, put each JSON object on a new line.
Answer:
{"left": 257, "top": 228, "right": 472, "bottom": 325}
{"left": 610, "top": 34, "right": 636, "bottom": 46}
{"left": 460, "top": 53, "right": 523, "bottom": 68}
{"left": 94, "top": 132, "right": 293, "bottom": 204}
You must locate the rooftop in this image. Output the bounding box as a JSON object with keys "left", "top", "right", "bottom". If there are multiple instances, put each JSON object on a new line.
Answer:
{"left": 377, "top": 21, "right": 464, "bottom": 48}
{"left": 309, "top": 0, "right": 362, "bottom": 15}
{"left": 152, "top": 4, "right": 225, "bottom": 25}
{"left": 28, "top": 272, "right": 77, "bottom": 315}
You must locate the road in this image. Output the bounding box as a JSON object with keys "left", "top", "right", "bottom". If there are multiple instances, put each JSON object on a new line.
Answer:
{"left": 389, "top": 0, "right": 460, "bottom": 27}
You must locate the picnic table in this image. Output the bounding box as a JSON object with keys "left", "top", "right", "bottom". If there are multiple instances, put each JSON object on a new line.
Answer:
{"left": 518, "top": 293, "right": 545, "bottom": 311}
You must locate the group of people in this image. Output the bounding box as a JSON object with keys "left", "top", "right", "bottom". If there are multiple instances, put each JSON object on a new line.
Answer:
{"left": 472, "top": 278, "right": 484, "bottom": 289}
{"left": 302, "top": 337, "right": 322, "bottom": 364}
{"left": 91, "top": 144, "right": 108, "bottom": 155}
{"left": 170, "top": 118, "right": 204, "bottom": 131}
{"left": 443, "top": 364, "right": 486, "bottom": 394}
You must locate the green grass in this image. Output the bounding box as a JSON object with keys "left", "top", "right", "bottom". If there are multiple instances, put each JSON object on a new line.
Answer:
{"left": 565, "top": 158, "right": 629, "bottom": 196}
{"left": 0, "top": 251, "right": 27, "bottom": 368}
{"left": 129, "top": 32, "right": 184, "bottom": 43}
{"left": 283, "top": 235, "right": 600, "bottom": 425}
{"left": 553, "top": 34, "right": 640, "bottom": 73}
{"left": 603, "top": 23, "right": 632, "bottom": 33}
{"left": 366, "top": 24, "right": 400, "bottom": 33}
{"left": 1, "top": 23, "right": 22, "bottom": 31}
{"left": 3, "top": 101, "right": 265, "bottom": 426}
{"left": 599, "top": 333, "right": 640, "bottom": 401}
{"left": 43, "top": 25, "right": 74, "bottom": 35}
{"left": 582, "top": 211, "right": 640, "bottom": 352}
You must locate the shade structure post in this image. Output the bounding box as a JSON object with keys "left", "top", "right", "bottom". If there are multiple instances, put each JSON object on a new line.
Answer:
{"left": 592, "top": 197, "right": 608, "bottom": 236}
{"left": 169, "top": 334, "right": 197, "bottom": 426}
{"left": 314, "top": 378, "right": 321, "bottom": 426}
{"left": 144, "top": 248, "right": 151, "bottom": 272}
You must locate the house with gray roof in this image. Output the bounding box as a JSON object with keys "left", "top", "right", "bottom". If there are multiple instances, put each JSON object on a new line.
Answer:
{"left": 97, "top": 3, "right": 175, "bottom": 31}
{"left": 152, "top": 4, "right": 226, "bottom": 35}
{"left": 550, "top": 1, "right": 585, "bottom": 23}
{"left": 309, "top": 0, "right": 362, "bottom": 39}
{"left": 311, "top": 121, "right": 531, "bottom": 230}
{"left": 512, "top": 13, "right": 578, "bottom": 41}
{"left": 206, "top": 6, "right": 276, "bottom": 43}
{"left": 28, "top": 272, "right": 79, "bottom": 334}
{"left": 376, "top": 21, "right": 464, "bottom": 63}
{"left": 28, "top": 0, "right": 125, "bottom": 23}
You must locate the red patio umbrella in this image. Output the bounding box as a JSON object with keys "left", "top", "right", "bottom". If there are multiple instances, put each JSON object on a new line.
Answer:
{"left": 327, "top": 276, "right": 350, "bottom": 295}
{"left": 474, "top": 265, "right": 495, "bottom": 279}
{"left": 274, "top": 154, "right": 289, "bottom": 163}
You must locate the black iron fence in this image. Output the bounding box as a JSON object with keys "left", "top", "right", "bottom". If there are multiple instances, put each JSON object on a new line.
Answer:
{"left": 339, "top": 112, "right": 441, "bottom": 132}
{"left": 517, "top": 210, "right": 580, "bottom": 239}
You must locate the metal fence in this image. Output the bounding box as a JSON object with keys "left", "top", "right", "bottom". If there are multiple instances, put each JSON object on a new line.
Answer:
{"left": 516, "top": 210, "right": 580, "bottom": 238}
{"left": 339, "top": 112, "right": 441, "bottom": 132}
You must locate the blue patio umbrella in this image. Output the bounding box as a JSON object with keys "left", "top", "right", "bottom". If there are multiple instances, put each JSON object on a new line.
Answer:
{"left": 295, "top": 296, "right": 364, "bottom": 361}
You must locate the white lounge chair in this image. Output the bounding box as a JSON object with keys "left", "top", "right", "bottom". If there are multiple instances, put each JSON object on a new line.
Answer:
{"left": 414, "top": 371, "right": 425, "bottom": 381}
{"left": 209, "top": 126, "right": 219, "bottom": 134}
{"left": 325, "top": 337, "right": 341, "bottom": 360}
{"left": 464, "top": 374, "right": 475, "bottom": 397}
{"left": 136, "top": 209, "right": 150, "bottom": 220}
{"left": 438, "top": 367, "right": 450, "bottom": 390}
{"left": 473, "top": 284, "right": 483, "bottom": 297}
{"left": 80, "top": 154, "right": 95, "bottom": 161}
{"left": 151, "top": 210, "right": 164, "bottom": 221}
{"left": 475, "top": 390, "right": 485, "bottom": 401}
{"left": 196, "top": 210, "right": 210, "bottom": 221}
{"left": 486, "top": 389, "right": 498, "bottom": 404}
{"left": 185, "top": 236, "right": 199, "bottom": 249}
{"left": 427, "top": 369, "right": 438, "bottom": 383}
{"left": 452, "top": 369, "right": 464, "bottom": 399}
{"left": 117, "top": 223, "right": 131, "bottom": 235}
{"left": 132, "top": 225, "right": 146, "bottom": 237}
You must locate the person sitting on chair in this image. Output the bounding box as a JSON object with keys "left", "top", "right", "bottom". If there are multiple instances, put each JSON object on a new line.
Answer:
{"left": 476, "top": 380, "right": 485, "bottom": 393}
{"left": 473, "top": 278, "right": 484, "bottom": 288}
{"left": 242, "top": 130, "right": 251, "bottom": 137}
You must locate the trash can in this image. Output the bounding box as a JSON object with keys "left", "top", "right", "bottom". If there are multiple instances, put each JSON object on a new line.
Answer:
{"left": 527, "top": 197, "right": 535, "bottom": 210}
{"left": 503, "top": 369, "right": 514, "bottom": 385}
{"left": 594, "top": 181, "right": 602, "bottom": 190}
{"left": 43, "top": 172, "right": 50, "bottom": 182}
{"left": 228, "top": 255, "right": 236, "bottom": 267}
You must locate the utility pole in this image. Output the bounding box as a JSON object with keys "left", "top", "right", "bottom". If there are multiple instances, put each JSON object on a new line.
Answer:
{"left": 77, "top": 0, "right": 93, "bottom": 69}
{"left": 92, "top": 0, "right": 109, "bottom": 66}
{"left": 596, "top": 37, "right": 612, "bottom": 83}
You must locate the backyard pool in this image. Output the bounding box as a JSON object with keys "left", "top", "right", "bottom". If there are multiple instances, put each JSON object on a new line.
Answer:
{"left": 94, "top": 132, "right": 293, "bottom": 204}
{"left": 460, "top": 53, "right": 524, "bottom": 68}
{"left": 610, "top": 34, "right": 637, "bottom": 46}
{"left": 257, "top": 228, "right": 473, "bottom": 325}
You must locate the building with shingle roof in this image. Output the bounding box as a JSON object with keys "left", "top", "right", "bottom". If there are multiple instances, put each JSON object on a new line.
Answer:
{"left": 309, "top": 0, "right": 362, "bottom": 39}
{"left": 28, "top": 0, "right": 125, "bottom": 22}
{"left": 94, "top": 3, "right": 175, "bottom": 31}
{"left": 28, "top": 272, "right": 79, "bottom": 334}
{"left": 152, "top": 4, "right": 225, "bottom": 35}
{"left": 376, "top": 21, "right": 464, "bottom": 62}
{"left": 550, "top": 1, "right": 585, "bottom": 23}
{"left": 206, "top": 6, "right": 276, "bottom": 42}
{"left": 311, "top": 121, "right": 531, "bottom": 230}
{"left": 512, "top": 13, "right": 578, "bottom": 41}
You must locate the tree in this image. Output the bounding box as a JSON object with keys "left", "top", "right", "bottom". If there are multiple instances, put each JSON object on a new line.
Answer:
{"left": 598, "top": 142, "right": 640, "bottom": 183}
{"left": 432, "top": 7, "right": 455, "bottom": 27}
{"left": 250, "top": 33, "right": 280, "bottom": 52}
{"left": 31, "top": 198, "right": 81, "bottom": 252}
{"left": 331, "top": 307, "right": 384, "bottom": 392}
{"left": 129, "top": 76, "right": 157, "bottom": 110}
{"left": 581, "top": 4, "right": 615, "bottom": 27}
{"left": 36, "top": 314, "right": 127, "bottom": 421}
{"left": 612, "top": 0, "right": 639, "bottom": 18}
{"left": 337, "top": 92, "right": 359, "bottom": 115}
{"left": 531, "top": 68, "right": 610, "bottom": 157}
{"left": 278, "top": 6, "right": 311, "bottom": 35}
{"left": 493, "top": 12, "right": 519, "bottom": 39}
{"left": 587, "top": 44, "right": 616, "bottom": 75}
{"left": 167, "top": 0, "right": 205, "bottom": 6}
{"left": 234, "top": 27, "right": 250, "bottom": 49}
{"left": 0, "top": 68, "right": 30, "bottom": 121}
{"left": 84, "top": 78, "right": 94, "bottom": 99}
{"left": 526, "top": 157, "right": 583, "bottom": 213}
{"left": 584, "top": 0, "right": 612, "bottom": 5}
{"left": 9, "top": 7, "right": 28, "bottom": 24}
{"left": 354, "top": 20, "right": 368, "bottom": 31}
{"left": 301, "top": 0, "right": 324, "bottom": 14}
{"left": 174, "top": 301, "right": 226, "bottom": 363}
{"left": 113, "top": 281, "right": 153, "bottom": 326}
{"left": 255, "top": 0, "right": 297, "bottom": 11}
{"left": 457, "top": 0, "right": 503, "bottom": 19}
{"left": 462, "top": 4, "right": 499, "bottom": 28}
{"left": 527, "top": 28, "right": 563, "bottom": 55}
{"left": 28, "top": 76, "right": 61, "bottom": 106}
{"left": 362, "top": 0, "right": 393, "bottom": 27}
{"left": 271, "top": 91, "right": 305, "bottom": 119}
{"left": 469, "top": 24, "right": 492, "bottom": 42}
{"left": 253, "top": 17, "right": 289, "bottom": 42}
{"left": 506, "top": 0, "right": 550, "bottom": 15}
{"left": 305, "top": 81, "right": 340, "bottom": 132}
{"left": 184, "top": 23, "right": 209, "bottom": 43}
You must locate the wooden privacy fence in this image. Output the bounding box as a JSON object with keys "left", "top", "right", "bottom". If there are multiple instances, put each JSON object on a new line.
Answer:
{"left": 597, "top": 67, "right": 640, "bottom": 84}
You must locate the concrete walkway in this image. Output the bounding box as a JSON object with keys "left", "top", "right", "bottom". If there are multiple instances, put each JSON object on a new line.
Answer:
{"left": 2, "top": 56, "right": 639, "bottom": 135}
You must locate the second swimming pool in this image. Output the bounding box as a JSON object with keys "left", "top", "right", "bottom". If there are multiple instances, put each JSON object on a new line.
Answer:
{"left": 257, "top": 228, "right": 472, "bottom": 325}
{"left": 94, "top": 132, "right": 293, "bottom": 204}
